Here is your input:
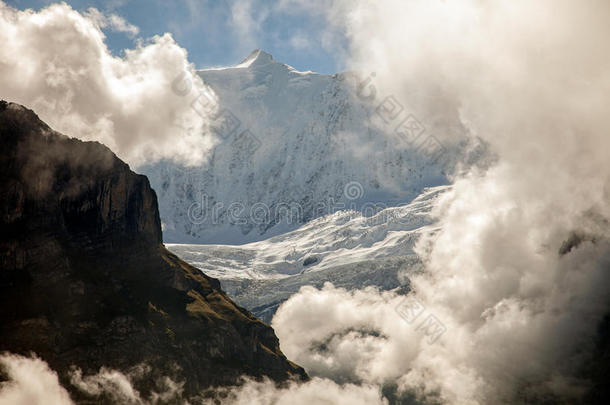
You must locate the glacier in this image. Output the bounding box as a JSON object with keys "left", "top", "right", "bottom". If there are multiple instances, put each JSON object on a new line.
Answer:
{"left": 168, "top": 185, "right": 448, "bottom": 322}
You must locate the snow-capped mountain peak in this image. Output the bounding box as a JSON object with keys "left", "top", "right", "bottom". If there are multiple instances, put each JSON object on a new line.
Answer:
{"left": 140, "top": 51, "right": 474, "bottom": 244}
{"left": 237, "top": 49, "right": 276, "bottom": 68}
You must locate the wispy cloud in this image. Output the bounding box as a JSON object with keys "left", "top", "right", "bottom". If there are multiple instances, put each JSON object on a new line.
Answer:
{"left": 229, "top": 0, "right": 270, "bottom": 54}
{"left": 86, "top": 7, "right": 139, "bottom": 37}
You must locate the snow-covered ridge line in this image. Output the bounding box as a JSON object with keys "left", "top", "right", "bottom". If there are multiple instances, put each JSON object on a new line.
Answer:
{"left": 206, "top": 49, "right": 318, "bottom": 75}
{"left": 141, "top": 49, "right": 472, "bottom": 244}
{"left": 167, "top": 185, "right": 448, "bottom": 280}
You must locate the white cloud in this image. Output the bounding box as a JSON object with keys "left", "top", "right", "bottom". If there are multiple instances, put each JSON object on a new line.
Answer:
{"left": 0, "top": 353, "right": 186, "bottom": 405}
{"left": 69, "top": 364, "right": 185, "bottom": 404}
{"left": 288, "top": 32, "right": 311, "bottom": 51}
{"left": 229, "top": 0, "right": 269, "bottom": 53}
{"left": 272, "top": 284, "right": 413, "bottom": 385}
{"left": 70, "top": 367, "right": 142, "bottom": 404}
{"left": 85, "top": 7, "right": 139, "bottom": 37}
{"left": 274, "top": 0, "right": 348, "bottom": 57}
{"left": 269, "top": 1, "right": 610, "bottom": 403}
{"left": 205, "top": 377, "right": 387, "bottom": 405}
{"left": 0, "top": 353, "right": 383, "bottom": 405}
{"left": 0, "top": 1, "right": 218, "bottom": 167}
{"left": 0, "top": 354, "right": 73, "bottom": 405}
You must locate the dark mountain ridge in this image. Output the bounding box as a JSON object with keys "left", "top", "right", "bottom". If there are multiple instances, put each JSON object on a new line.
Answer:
{"left": 0, "top": 101, "right": 305, "bottom": 402}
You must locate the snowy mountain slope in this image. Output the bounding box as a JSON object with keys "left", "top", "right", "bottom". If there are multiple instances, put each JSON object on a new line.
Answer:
{"left": 221, "top": 256, "right": 419, "bottom": 323}
{"left": 140, "top": 50, "right": 471, "bottom": 244}
{"left": 167, "top": 185, "right": 447, "bottom": 321}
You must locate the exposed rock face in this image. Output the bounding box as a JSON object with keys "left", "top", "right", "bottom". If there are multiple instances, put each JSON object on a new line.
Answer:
{"left": 0, "top": 101, "right": 305, "bottom": 401}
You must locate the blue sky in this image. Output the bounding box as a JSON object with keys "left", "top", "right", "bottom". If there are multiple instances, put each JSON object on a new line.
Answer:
{"left": 6, "top": 0, "right": 347, "bottom": 74}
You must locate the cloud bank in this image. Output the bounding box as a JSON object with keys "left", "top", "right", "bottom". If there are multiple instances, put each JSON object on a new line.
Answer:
{"left": 0, "top": 353, "right": 385, "bottom": 405}
{"left": 267, "top": 0, "right": 610, "bottom": 403}
{"left": 0, "top": 354, "right": 186, "bottom": 405}
{"left": 0, "top": 1, "right": 216, "bottom": 167}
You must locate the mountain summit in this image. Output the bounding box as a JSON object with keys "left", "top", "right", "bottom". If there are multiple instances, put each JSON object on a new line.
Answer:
{"left": 141, "top": 51, "right": 470, "bottom": 244}
{"left": 237, "top": 49, "right": 276, "bottom": 68}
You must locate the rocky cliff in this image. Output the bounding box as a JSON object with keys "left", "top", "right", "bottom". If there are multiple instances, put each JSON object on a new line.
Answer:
{"left": 0, "top": 101, "right": 305, "bottom": 402}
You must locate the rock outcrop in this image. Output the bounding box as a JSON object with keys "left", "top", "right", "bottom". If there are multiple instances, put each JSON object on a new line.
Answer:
{"left": 0, "top": 101, "right": 305, "bottom": 402}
